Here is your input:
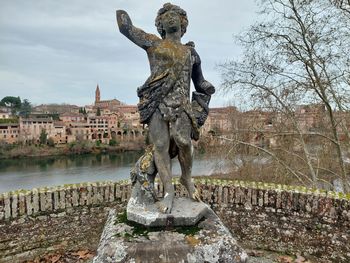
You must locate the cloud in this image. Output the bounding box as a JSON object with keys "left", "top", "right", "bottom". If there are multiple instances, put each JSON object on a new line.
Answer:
{"left": 0, "top": 0, "right": 258, "bottom": 107}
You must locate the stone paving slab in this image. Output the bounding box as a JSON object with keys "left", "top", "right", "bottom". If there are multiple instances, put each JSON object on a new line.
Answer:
{"left": 127, "top": 197, "right": 209, "bottom": 227}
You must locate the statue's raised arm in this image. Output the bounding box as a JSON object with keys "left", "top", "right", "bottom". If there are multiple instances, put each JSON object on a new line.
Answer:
{"left": 116, "top": 10, "right": 160, "bottom": 50}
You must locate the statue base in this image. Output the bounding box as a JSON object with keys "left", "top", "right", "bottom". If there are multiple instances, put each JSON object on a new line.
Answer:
{"left": 127, "top": 197, "right": 208, "bottom": 227}
{"left": 93, "top": 207, "right": 248, "bottom": 263}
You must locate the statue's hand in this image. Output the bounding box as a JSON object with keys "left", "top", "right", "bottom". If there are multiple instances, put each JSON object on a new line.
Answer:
{"left": 116, "top": 10, "right": 132, "bottom": 27}
{"left": 200, "top": 80, "right": 215, "bottom": 95}
{"left": 116, "top": 9, "right": 158, "bottom": 49}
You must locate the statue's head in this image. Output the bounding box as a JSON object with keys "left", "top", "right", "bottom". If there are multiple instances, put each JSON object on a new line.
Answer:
{"left": 155, "top": 3, "right": 188, "bottom": 39}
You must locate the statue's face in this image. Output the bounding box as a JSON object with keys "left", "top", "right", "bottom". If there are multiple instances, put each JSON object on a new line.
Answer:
{"left": 161, "top": 10, "right": 181, "bottom": 35}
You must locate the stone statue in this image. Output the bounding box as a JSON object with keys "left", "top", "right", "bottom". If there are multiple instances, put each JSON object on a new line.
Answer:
{"left": 117, "top": 3, "right": 215, "bottom": 214}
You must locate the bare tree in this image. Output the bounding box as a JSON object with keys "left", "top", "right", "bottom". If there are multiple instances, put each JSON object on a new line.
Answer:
{"left": 331, "top": 0, "right": 350, "bottom": 14}
{"left": 220, "top": 0, "right": 350, "bottom": 190}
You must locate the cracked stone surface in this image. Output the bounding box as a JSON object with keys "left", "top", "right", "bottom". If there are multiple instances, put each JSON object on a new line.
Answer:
{"left": 93, "top": 207, "right": 248, "bottom": 263}
{"left": 127, "top": 197, "right": 208, "bottom": 227}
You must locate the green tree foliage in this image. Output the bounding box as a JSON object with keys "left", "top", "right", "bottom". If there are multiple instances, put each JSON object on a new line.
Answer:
{"left": 0, "top": 96, "right": 21, "bottom": 115}
{"left": 49, "top": 113, "right": 60, "bottom": 121}
{"left": 109, "top": 139, "right": 118, "bottom": 146}
{"left": 19, "top": 99, "right": 32, "bottom": 117}
{"left": 79, "top": 107, "right": 87, "bottom": 116}
{"left": 39, "top": 129, "right": 48, "bottom": 145}
{"left": 96, "top": 107, "right": 101, "bottom": 116}
{"left": 0, "top": 97, "right": 33, "bottom": 117}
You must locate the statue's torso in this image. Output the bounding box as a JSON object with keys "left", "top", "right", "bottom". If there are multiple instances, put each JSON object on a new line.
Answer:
{"left": 147, "top": 40, "right": 192, "bottom": 108}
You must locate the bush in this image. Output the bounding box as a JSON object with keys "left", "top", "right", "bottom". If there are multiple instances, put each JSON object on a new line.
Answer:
{"left": 47, "top": 138, "right": 55, "bottom": 147}
{"left": 67, "top": 140, "right": 92, "bottom": 154}
{"left": 0, "top": 118, "right": 18, "bottom": 124}
{"left": 109, "top": 139, "right": 118, "bottom": 146}
{"left": 68, "top": 141, "right": 76, "bottom": 150}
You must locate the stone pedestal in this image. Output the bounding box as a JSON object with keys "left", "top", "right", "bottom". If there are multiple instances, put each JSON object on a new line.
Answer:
{"left": 93, "top": 207, "right": 248, "bottom": 263}
{"left": 127, "top": 197, "right": 209, "bottom": 227}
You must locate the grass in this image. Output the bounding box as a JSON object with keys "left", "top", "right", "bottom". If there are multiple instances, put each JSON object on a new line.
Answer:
{"left": 114, "top": 210, "right": 202, "bottom": 240}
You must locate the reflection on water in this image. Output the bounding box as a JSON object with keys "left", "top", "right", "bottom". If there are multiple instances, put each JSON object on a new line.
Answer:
{"left": 0, "top": 152, "right": 229, "bottom": 193}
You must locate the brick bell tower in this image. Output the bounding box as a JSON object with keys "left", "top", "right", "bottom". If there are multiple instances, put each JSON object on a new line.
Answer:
{"left": 95, "top": 84, "right": 100, "bottom": 103}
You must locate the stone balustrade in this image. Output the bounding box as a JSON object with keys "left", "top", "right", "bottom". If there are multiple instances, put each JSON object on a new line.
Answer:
{"left": 0, "top": 178, "right": 349, "bottom": 262}
{"left": 0, "top": 181, "right": 131, "bottom": 221}
{"left": 1, "top": 179, "right": 349, "bottom": 222}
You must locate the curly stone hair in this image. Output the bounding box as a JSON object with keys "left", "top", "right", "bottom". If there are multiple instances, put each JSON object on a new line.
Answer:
{"left": 155, "top": 3, "right": 188, "bottom": 39}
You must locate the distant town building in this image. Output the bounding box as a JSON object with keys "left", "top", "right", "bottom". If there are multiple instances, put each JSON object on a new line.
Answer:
{"left": 34, "top": 104, "right": 80, "bottom": 114}
{"left": 94, "top": 84, "right": 125, "bottom": 111}
{"left": 1, "top": 100, "right": 347, "bottom": 148}
{"left": 295, "top": 104, "right": 326, "bottom": 132}
{"left": 60, "top": 112, "right": 85, "bottom": 123}
{"left": 53, "top": 121, "right": 67, "bottom": 144}
{"left": 7, "top": 87, "right": 337, "bottom": 147}
{"left": 0, "top": 110, "right": 11, "bottom": 119}
{"left": 117, "top": 105, "right": 140, "bottom": 129}
{"left": 201, "top": 106, "right": 237, "bottom": 135}
{"left": 88, "top": 115, "right": 110, "bottom": 142}
{"left": 0, "top": 123, "right": 19, "bottom": 144}
{"left": 66, "top": 122, "right": 91, "bottom": 143}
{"left": 0, "top": 86, "right": 146, "bottom": 145}
{"left": 19, "top": 116, "right": 55, "bottom": 143}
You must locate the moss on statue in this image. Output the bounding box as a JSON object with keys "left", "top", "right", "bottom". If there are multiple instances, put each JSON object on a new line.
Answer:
{"left": 114, "top": 210, "right": 201, "bottom": 240}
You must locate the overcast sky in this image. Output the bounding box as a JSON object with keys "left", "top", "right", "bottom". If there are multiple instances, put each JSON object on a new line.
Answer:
{"left": 0, "top": 0, "right": 258, "bottom": 107}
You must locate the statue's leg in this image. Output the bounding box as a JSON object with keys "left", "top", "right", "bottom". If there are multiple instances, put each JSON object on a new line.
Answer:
{"left": 173, "top": 112, "right": 200, "bottom": 201}
{"left": 149, "top": 110, "right": 174, "bottom": 213}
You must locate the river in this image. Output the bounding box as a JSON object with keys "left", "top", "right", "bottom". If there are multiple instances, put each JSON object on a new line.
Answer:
{"left": 0, "top": 152, "right": 230, "bottom": 194}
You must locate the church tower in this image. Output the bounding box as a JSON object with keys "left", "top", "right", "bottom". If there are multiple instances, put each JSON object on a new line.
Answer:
{"left": 95, "top": 84, "right": 100, "bottom": 103}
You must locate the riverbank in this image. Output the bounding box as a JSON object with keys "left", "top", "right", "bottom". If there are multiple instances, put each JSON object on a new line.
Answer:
{"left": 0, "top": 140, "right": 145, "bottom": 160}
{"left": 0, "top": 139, "right": 214, "bottom": 160}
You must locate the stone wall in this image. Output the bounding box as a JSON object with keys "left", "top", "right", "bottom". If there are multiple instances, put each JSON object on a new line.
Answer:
{"left": 0, "top": 181, "right": 131, "bottom": 221}
{"left": 1, "top": 179, "right": 349, "bottom": 262}
{"left": 0, "top": 181, "right": 131, "bottom": 262}
{"left": 196, "top": 180, "right": 350, "bottom": 263}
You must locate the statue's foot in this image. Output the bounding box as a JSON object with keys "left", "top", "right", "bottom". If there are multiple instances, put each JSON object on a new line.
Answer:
{"left": 180, "top": 177, "right": 201, "bottom": 202}
{"left": 191, "top": 188, "right": 201, "bottom": 202}
{"left": 157, "top": 192, "right": 174, "bottom": 214}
